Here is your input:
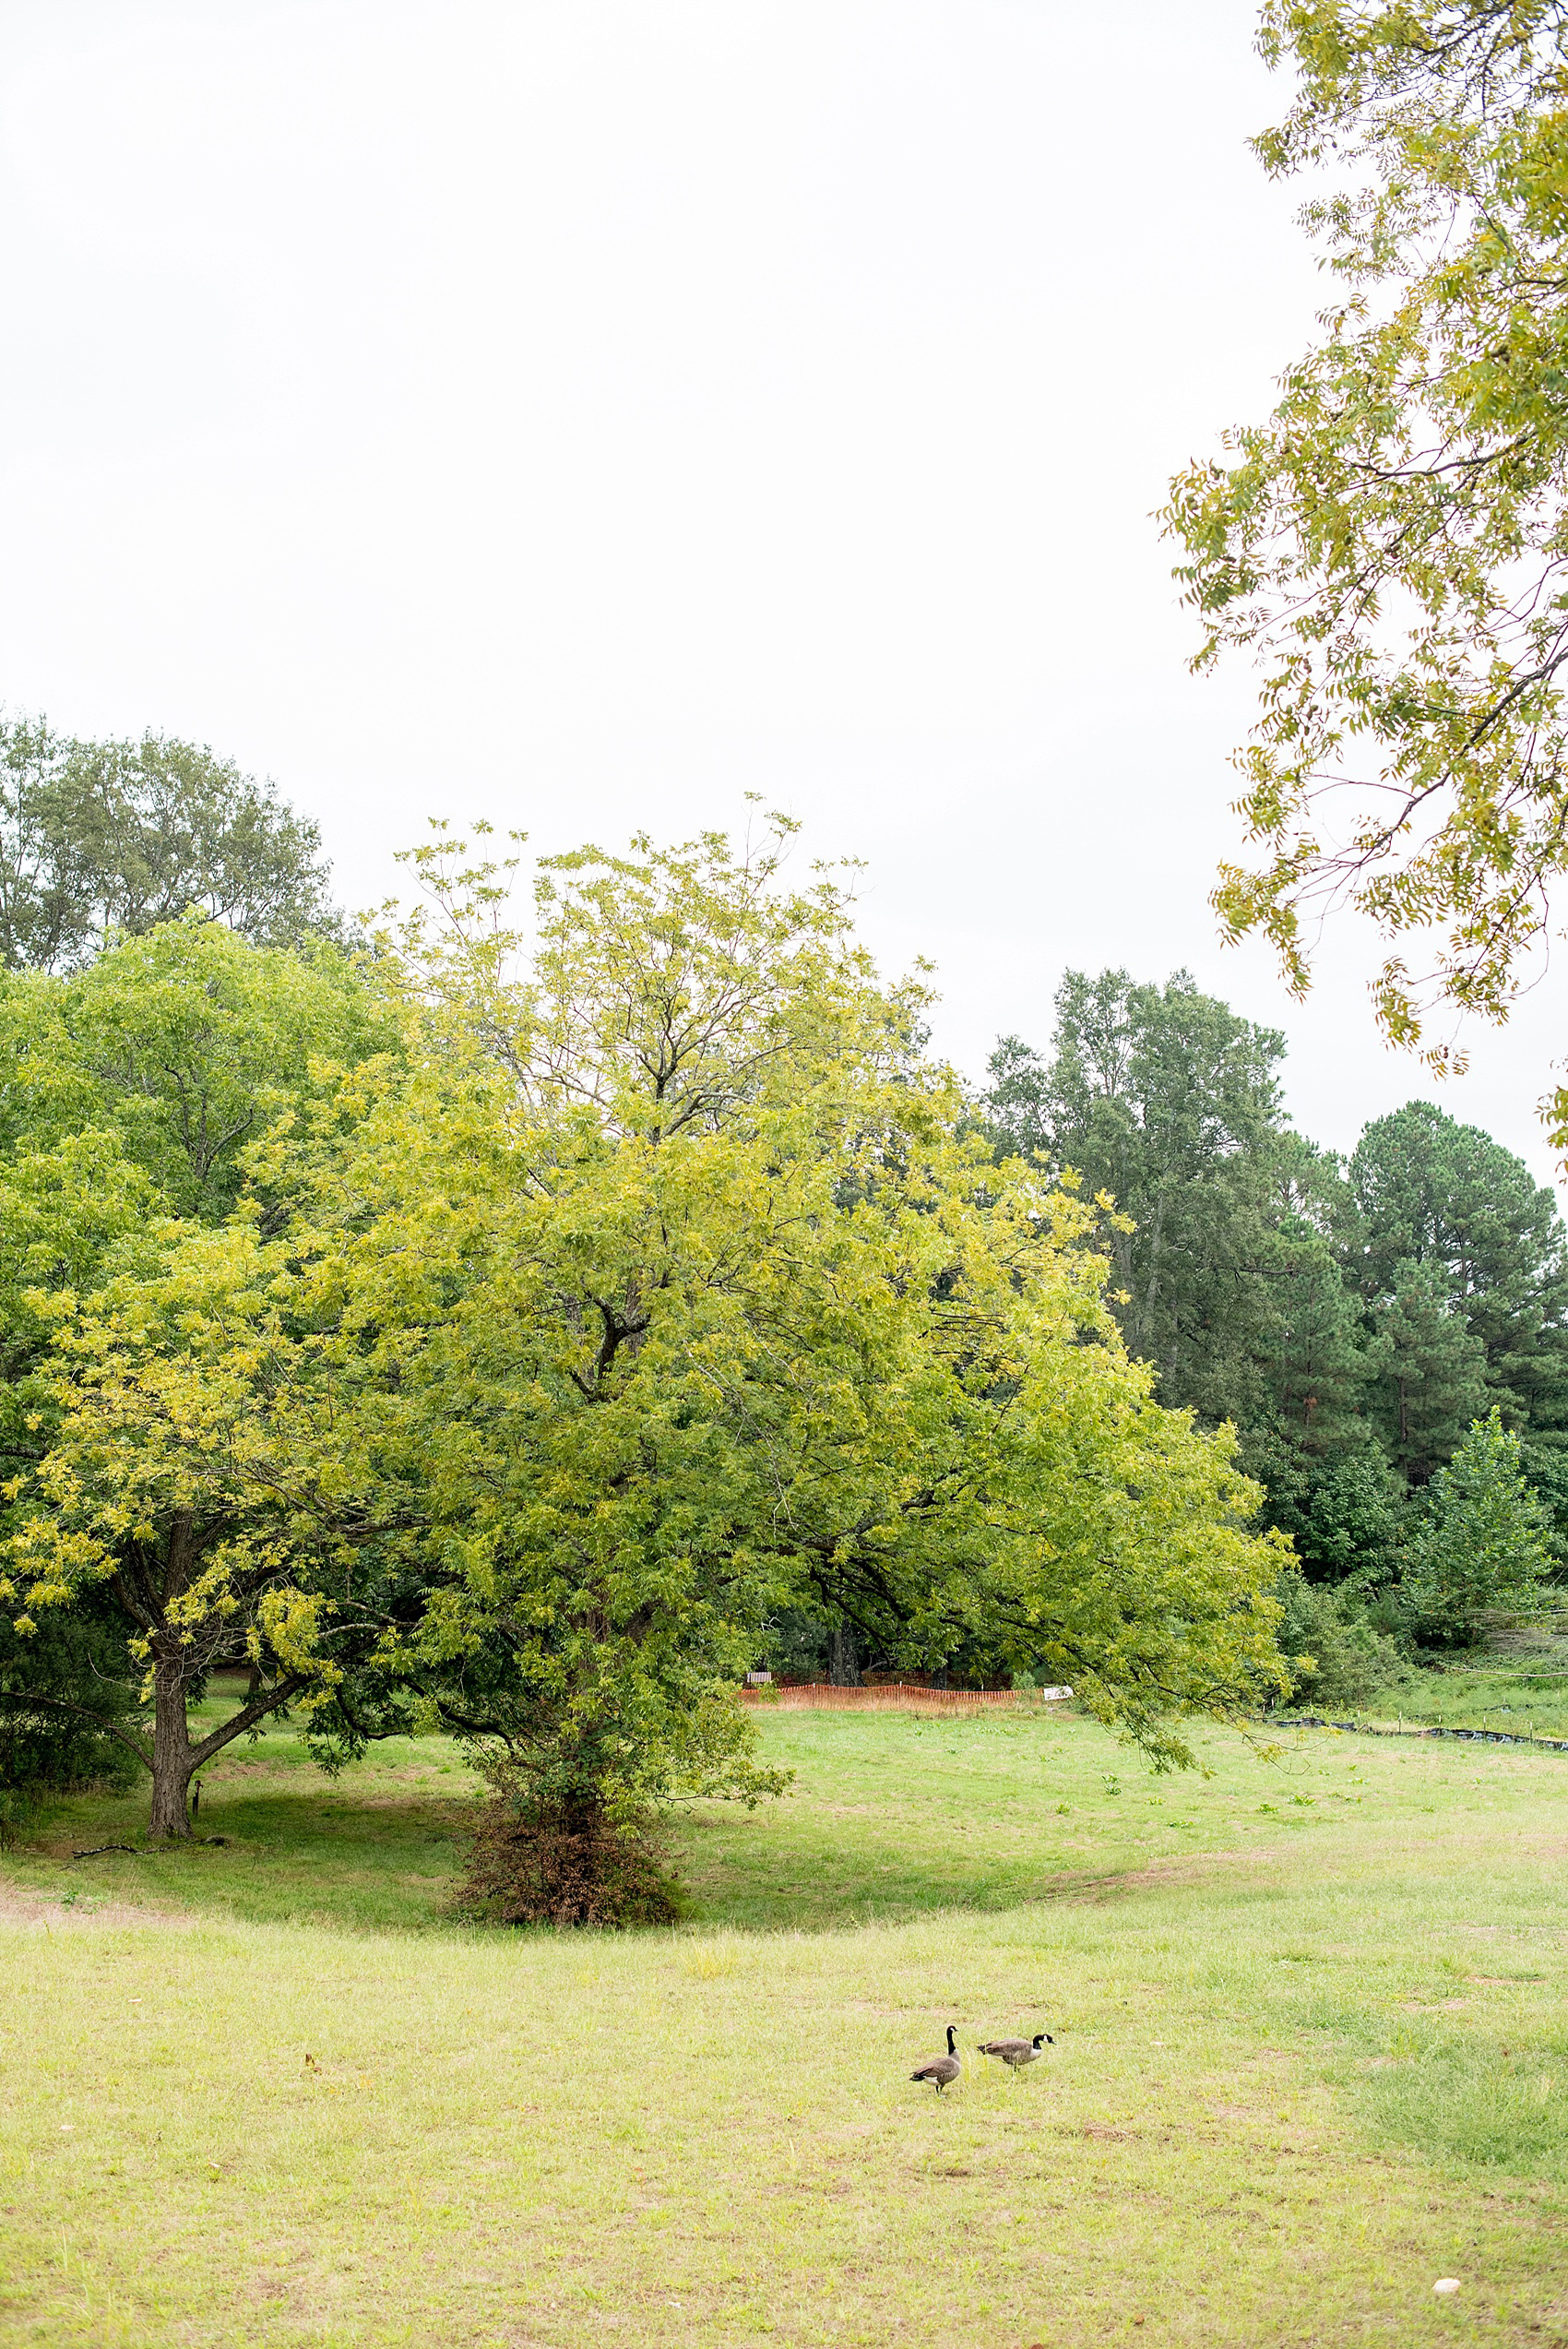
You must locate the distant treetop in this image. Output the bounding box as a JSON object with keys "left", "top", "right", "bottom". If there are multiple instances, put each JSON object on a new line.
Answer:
{"left": 0, "top": 713, "right": 347, "bottom": 972}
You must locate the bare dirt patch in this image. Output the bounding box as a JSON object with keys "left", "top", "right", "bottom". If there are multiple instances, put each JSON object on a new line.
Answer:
{"left": 0, "top": 1878, "right": 192, "bottom": 1932}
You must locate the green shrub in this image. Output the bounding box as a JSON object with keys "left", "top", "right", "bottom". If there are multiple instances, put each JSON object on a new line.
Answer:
{"left": 0, "top": 1596, "right": 141, "bottom": 1793}
{"left": 1275, "top": 1570, "right": 1411, "bottom": 1711}
{"left": 453, "top": 1751, "right": 683, "bottom": 1929}
{"left": 1261, "top": 1449, "right": 1408, "bottom": 1583}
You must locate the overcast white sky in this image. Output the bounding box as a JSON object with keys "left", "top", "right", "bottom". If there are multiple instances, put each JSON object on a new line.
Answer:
{"left": 3, "top": 1, "right": 1565, "bottom": 1186}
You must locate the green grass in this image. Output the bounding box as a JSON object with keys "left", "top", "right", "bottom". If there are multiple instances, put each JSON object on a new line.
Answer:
{"left": 1361, "top": 1662, "right": 1568, "bottom": 1743}
{"left": 4, "top": 1706, "right": 1568, "bottom": 2345}
{"left": 12, "top": 1692, "right": 1553, "bottom": 1938}
{"left": 677, "top": 1703, "right": 1562, "bottom": 1928}
{"left": 0, "top": 1700, "right": 482, "bottom": 1933}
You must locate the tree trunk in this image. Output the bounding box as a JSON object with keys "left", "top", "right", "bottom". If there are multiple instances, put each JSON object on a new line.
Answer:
{"left": 828, "top": 1620, "right": 861, "bottom": 1687}
{"left": 148, "top": 1644, "right": 196, "bottom": 1838}
{"left": 1139, "top": 1187, "right": 1167, "bottom": 1364}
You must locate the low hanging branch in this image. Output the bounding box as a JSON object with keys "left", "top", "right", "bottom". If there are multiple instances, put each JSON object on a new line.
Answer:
{"left": 1162, "top": 0, "right": 1568, "bottom": 1118}
{"left": 70, "top": 1836, "right": 231, "bottom": 1857}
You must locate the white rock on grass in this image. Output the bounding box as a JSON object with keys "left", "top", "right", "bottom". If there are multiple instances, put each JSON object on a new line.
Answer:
{"left": 1433, "top": 2280, "right": 1462, "bottom": 2297}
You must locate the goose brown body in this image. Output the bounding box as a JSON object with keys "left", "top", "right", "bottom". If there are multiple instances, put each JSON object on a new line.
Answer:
{"left": 977, "top": 2031, "right": 1053, "bottom": 2074}
{"left": 910, "top": 2024, "right": 961, "bottom": 2092}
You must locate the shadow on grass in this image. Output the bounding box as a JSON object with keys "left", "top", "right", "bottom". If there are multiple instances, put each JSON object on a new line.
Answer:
{"left": 16, "top": 1775, "right": 1153, "bottom": 1938}
{"left": 12, "top": 1769, "right": 1190, "bottom": 1940}
{"left": 9, "top": 1775, "right": 473, "bottom": 1933}
{"left": 10, "top": 1706, "right": 1541, "bottom": 1942}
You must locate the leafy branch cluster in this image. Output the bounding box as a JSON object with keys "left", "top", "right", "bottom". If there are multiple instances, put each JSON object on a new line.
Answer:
{"left": 1165, "top": 2, "right": 1568, "bottom": 1090}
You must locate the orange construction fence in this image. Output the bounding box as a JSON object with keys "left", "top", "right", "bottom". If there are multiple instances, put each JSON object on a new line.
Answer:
{"left": 738, "top": 1681, "right": 1063, "bottom": 1714}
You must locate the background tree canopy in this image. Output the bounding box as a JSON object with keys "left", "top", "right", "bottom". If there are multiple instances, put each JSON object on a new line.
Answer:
{"left": 985, "top": 970, "right": 1298, "bottom": 1427}
{"left": 0, "top": 714, "right": 345, "bottom": 970}
{"left": 982, "top": 963, "right": 1568, "bottom": 1610}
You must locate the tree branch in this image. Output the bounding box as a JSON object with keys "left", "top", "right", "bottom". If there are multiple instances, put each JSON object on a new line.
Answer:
{"left": 185, "top": 1675, "right": 308, "bottom": 1770}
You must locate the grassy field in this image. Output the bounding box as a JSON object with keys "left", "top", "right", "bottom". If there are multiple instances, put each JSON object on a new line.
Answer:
{"left": 1345, "top": 1659, "right": 1568, "bottom": 1744}
{"left": 4, "top": 1704, "right": 1568, "bottom": 2346}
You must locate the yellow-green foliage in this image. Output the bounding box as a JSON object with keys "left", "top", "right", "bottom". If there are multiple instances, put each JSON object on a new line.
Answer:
{"left": 3, "top": 1710, "right": 1567, "bottom": 2345}
{"left": 1165, "top": 3, "right": 1568, "bottom": 1083}
{"left": 0, "top": 915, "right": 386, "bottom": 1217}
{"left": 6, "top": 825, "right": 1291, "bottom": 1835}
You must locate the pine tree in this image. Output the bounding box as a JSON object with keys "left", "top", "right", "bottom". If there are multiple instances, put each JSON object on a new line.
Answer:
{"left": 1349, "top": 1103, "right": 1568, "bottom": 1458}
{"left": 1261, "top": 1228, "right": 1373, "bottom": 1456}
{"left": 1402, "top": 1413, "right": 1559, "bottom": 1647}
{"left": 1372, "top": 1260, "right": 1492, "bottom": 1487}
{"left": 984, "top": 969, "right": 1291, "bottom": 1428}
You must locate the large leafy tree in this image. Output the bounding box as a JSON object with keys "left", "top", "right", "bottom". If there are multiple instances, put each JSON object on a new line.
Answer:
{"left": 1164, "top": 1, "right": 1568, "bottom": 1115}
{"left": 0, "top": 921, "right": 397, "bottom": 1815}
{"left": 7, "top": 827, "right": 1293, "bottom": 1843}
{"left": 339, "top": 830, "right": 1294, "bottom": 1769}
{"left": 0, "top": 715, "right": 344, "bottom": 971}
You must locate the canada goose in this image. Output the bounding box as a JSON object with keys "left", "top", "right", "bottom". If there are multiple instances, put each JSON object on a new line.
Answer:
{"left": 977, "top": 2031, "right": 1053, "bottom": 2076}
{"left": 910, "top": 2024, "right": 962, "bottom": 2093}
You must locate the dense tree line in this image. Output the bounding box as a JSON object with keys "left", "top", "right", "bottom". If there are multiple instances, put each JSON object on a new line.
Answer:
{"left": 981, "top": 967, "right": 1568, "bottom": 1699}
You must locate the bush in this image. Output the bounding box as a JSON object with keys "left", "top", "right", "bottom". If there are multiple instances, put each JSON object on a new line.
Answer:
{"left": 454, "top": 1752, "right": 683, "bottom": 1928}
{"left": 0, "top": 1598, "right": 141, "bottom": 1794}
{"left": 1519, "top": 1438, "right": 1568, "bottom": 1567}
{"left": 0, "top": 1786, "right": 43, "bottom": 1851}
{"left": 1275, "top": 1570, "right": 1411, "bottom": 1711}
{"left": 1258, "top": 1448, "right": 1408, "bottom": 1584}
